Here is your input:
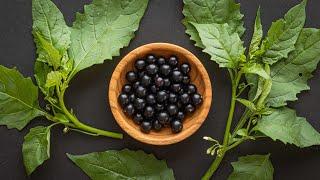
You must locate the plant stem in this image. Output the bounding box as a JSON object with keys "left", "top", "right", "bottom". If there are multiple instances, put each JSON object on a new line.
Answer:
{"left": 57, "top": 88, "right": 123, "bottom": 139}
{"left": 202, "top": 71, "right": 242, "bottom": 179}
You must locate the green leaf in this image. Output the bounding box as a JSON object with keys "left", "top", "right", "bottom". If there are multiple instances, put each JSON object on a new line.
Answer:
{"left": 236, "top": 128, "right": 248, "bottom": 137}
{"left": 182, "top": 0, "right": 245, "bottom": 48}
{"left": 267, "top": 28, "right": 320, "bottom": 107}
{"left": 192, "top": 23, "right": 245, "bottom": 68}
{"left": 69, "top": 0, "right": 149, "bottom": 76}
{"left": 249, "top": 7, "right": 263, "bottom": 59}
{"left": 254, "top": 108, "right": 320, "bottom": 148}
{"left": 236, "top": 98, "right": 256, "bottom": 112}
{"left": 261, "top": 0, "right": 306, "bottom": 64}
{"left": 45, "top": 71, "right": 62, "bottom": 88}
{"left": 67, "top": 149, "right": 175, "bottom": 180}
{"left": 32, "top": 0, "right": 71, "bottom": 56}
{"left": 22, "top": 126, "right": 51, "bottom": 175}
{"left": 34, "top": 61, "right": 53, "bottom": 96}
{"left": 33, "top": 32, "right": 62, "bottom": 69}
{"left": 242, "top": 63, "right": 270, "bottom": 79}
{"left": 0, "top": 66, "right": 43, "bottom": 130}
{"left": 228, "top": 154, "right": 274, "bottom": 180}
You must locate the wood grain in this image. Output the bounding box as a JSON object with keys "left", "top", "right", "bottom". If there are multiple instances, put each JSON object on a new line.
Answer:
{"left": 109, "top": 43, "right": 212, "bottom": 145}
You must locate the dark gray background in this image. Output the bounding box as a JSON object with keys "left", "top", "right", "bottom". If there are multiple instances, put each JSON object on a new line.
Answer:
{"left": 0, "top": 0, "right": 320, "bottom": 179}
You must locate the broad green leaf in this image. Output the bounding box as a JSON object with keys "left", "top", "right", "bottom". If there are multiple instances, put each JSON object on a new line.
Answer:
{"left": 34, "top": 61, "right": 53, "bottom": 96}
{"left": 228, "top": 154, "right": 274, "bottom": 180}
{"left": 69, "top": 0, "right": 149, "bottom": 76}
{"left": 33, "top": 32, "right": 62, "bottom": 69}
{"left": 249, "top": 7, "right": 263, "bottom": 59}
{"left": 0, "top": 66, "right": 43, "bottom": 130}
{"left": 67, "top": 149, "right": 175, "bottom": 180}
{"left": 192, "top": 23, "right": 245, "bottom": 68}
{"left": 261, "top": 0, "right": 306, "bottom": 64}
{"left": 182, "top": 0, "right": 245, "bottom": 48}
{"left": 22, "top": 126, "right": 51, "bottom": 175}
{"left": 267, "top": 28, "right": 320, "bottom": 107}
{"left": 236, "top": 98, "right": 256, "bottom": 112}
{"left": 32, "top": 0, "right": 71, "bottom": 63}
{"left": 242, "top": 63, "right": 270, "bottom": 79}
{"left": 254, "top": 108, "right": 320, "bottom": 148}
{"left": 45, "top": 71, "right": 62, "bottom": 88}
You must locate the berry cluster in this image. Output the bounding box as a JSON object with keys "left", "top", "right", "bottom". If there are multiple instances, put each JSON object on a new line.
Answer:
{"left": 118, "top": 55, "right": 203, "bottom": 133}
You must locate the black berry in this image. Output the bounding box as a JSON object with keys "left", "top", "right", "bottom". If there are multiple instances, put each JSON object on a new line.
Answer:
{"left": 133, "top": 113, "right": 143, "bottom": 124}
{"left": 168, "top": 56, "right": 178, "bottom": 67}
{"left": 135, "top": 86, "right": 147, "bottom": 98}
{"left": 134, "top": 98, "right": 146, "bottom": 111}
{"left": 171, "top": 120, "right": 183, "bottom": 133}
{"left": 146, "top": 94, "right": 156, "bottom": 105}
{"left": 186, "top": 84, "right": 197, "bottom": 94}
{"left": 141, "top": 121, "right": 152, "bottom": 133}
{"left": 160, "top": 64, "right": 171, "bottom": 76}
{"left": 146, "top": 64, "right": 158, "bottom": 76}
{"left": 171, "top": 70, "right": 183, "bottom": 83}
{"left": 185, "top": 104, "right": 195, "bottom": 113}
{"left": 124, "top": 104, "right": 135, "bottom": 116}
{"left": 135, "top": 59, "right": 146, "bottom": 71}
{"left": 157, "top": 57, "right": 166, "bottom": 65}
{"left": 146, "top": 54, "right": 157, "bottom": 64}
{"left": 180, "top": 63, "right": 190, "bottom": 74}
{"left": 153, "top": 120, "right": 162, "bottom": 131}
{"left": 180, "top": 93, "right": 190, "bottom": 104}
{"left": 140, "top": 74, "right": 152, "bottom": 86}
{"left": 167, "top": 104, "right": 178, "bottom": 116}
{"left": 118, "top": 93, "right": 129, "bottom": 107}
{"left": 126, "top": 71, "right": 137, "bottom": 83}
{"left": 157, "top": 90, "right": 168, "bottom": 103}
{"left": 158, "top": 112, "right": 170, "bottom": 125}
{"left": 144, "top": 106, "right": 154, "bottom": 118}
{"left": 192, "top": 93, "right": 203, "bottom": 106}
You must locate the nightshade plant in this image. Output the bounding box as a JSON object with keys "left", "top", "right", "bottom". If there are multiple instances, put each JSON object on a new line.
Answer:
{"left": 0, "top": 0, "right": 150, "bottom": 176}
{"left": 183, "top": 0, "right": 320, "bottom": 179}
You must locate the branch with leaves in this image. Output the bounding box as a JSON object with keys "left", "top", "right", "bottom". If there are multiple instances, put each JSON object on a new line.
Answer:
{"left": 0, "top": 0, "right": 149, "bottom": 175}
{"left": 183, "top": 0, "right": 320, "bottom": 179}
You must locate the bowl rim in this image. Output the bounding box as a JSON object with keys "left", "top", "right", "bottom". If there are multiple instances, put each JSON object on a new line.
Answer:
{"left": 108, "top": 43, "right": 212, "bottom": 145}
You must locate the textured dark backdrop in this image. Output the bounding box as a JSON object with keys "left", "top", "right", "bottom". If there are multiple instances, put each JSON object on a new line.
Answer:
{"left": 0, "top": 0, "right": 320, "bottom": 179}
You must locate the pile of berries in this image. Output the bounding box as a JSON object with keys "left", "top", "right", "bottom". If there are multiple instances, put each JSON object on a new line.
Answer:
{"left": 118, "top": 54, "right": 203, "bottom": 133}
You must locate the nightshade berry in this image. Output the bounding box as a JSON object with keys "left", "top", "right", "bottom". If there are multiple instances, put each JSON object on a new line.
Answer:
{"left": 118, "top": 54, "right": 203, "bottom": 133}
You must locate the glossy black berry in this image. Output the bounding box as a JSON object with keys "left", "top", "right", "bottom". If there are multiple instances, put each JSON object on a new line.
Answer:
{"left": 180, "top": 63, "right": 190, "bottom": 74}
{"left": 126, "top": 71, "right": 137, "bottom": 83}
{"left": 133, "top": 81, "right": 140, "bottom": 89}
{"left": 168, "top": 56, "right": 178, "bottom": 67}
{"left": 141, "top": 74, "right": 151, "bottom": 87}
{"left": 167, "top": 104, "right": 178, "bottom": 116}
{"left": 135, "top": 59, "right": 146, "bottom": 71}
{"left": 122, "top": 84, "right": 132, "bottom": 94}
{"left": 171, "top": 120, "right": 183, "bottom": 133}
{"left": 146, "top": 64, "right": 158, "bottom": 76}
{"left": 134, "top": 98, "right": 146, "bottom": 111}
{"left": 135, "top": 86, "right": 147, "bottom": 98}
{"left": 138, "top": 71, "right": 146, "bottom": 79}
{"left": 150, "top": 85, "right": 158, "bottom": 94}
{"left": 163, "top": 78, "right": 171, "bottom": 88}
{"left": 180, "top": 93, "right": 190, "bottom": 104}
{"left": 146, "top": 94, "right": 156, "bottom": 105}
{"left": 186, "top": 84, "right": 197, "bottom": 94}
{"left": 124, "top": 104, "right": 135, "bottom": 116}
{"left": 155, "top": 76, "right": 164, "bottom": 87}
{"left": 157, "top": 57, "right": 166, "bottom": 65}
{"left": 155, "top": 103, "right": 164, "bottom": 112}
{"left": 171, "top": 70, "right": 183, "bottom": 83}
{"left": 156, "top": 91, "right": 168, "bottom": 103}
{"left": 176, "top": 111, "right": 185, "bottom": 121}
{"left": 144, "top": 106, "right": 154, "bottom": 118}
{"left": 158, "top": 112, "right": 170, "bottom": 124}
{"left": 141, "top": 121, "right": 152, "bottom": 133}
{"left": 169, "top": 93, "right": 178, "bottom": 103}
{"left": 160, "top": 64, "right": 171, "bottom": 76}
{"left": 171, "top": 83, "right": 182, "bottom": 93}
{"left": 129, "top": 93, "right": 135, "bottom": 102}
{"left": 185, "top": 104, "right": 195, "bottom": 113}
{"left": 146, "top": 54, "right": 157, "bottom": 64}
{"left": 192, "top": 93, "right": 203, "bottom": 106}
{"left": 118, "top": 93, "right": 129, "bottom": 107}
{"left": 133, "top": 113, "right": 143, "bottom": 124}
{"left": 153, "top": 120, "right": 162, "bottom": 131}
{"left": 182, "top": 76, "right": 190, "bottom": 84}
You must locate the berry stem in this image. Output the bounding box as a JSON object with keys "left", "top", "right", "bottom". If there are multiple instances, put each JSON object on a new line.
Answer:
{"left": 56, "top": 87, "right": 123, "bottom": 139}
{"left": 202, "top": 70, "right": 242, "bottom": 179}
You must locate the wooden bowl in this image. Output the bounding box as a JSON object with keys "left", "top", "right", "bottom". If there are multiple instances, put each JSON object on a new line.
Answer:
{"left": 109, "top": 43, "right": 212, "bottom": 145}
